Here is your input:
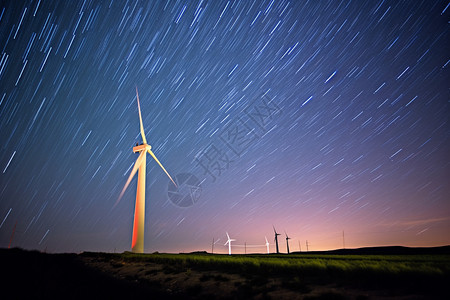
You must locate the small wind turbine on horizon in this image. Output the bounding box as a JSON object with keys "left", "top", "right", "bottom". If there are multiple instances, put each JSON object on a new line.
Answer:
{"left": 116, "top": 87, "right": 177, "bottom": 254}
{"left": 265, "top": 236, "right": 270, "bottom": 254}
{"left": 224, "top": 232, "right": 235, "bottom": 255}
{"left": 285, "top": 231, "right": 291, "bottom": 254}
{"left": 211, "top": 237, "right": 220, "bottom": 254}
{"left": 273, "top": 226, "right": 281, "bottom": 254}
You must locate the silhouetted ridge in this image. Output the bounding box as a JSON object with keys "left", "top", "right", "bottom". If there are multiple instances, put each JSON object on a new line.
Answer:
{"left": 292, "top": 245, "right": 450, "bottom": 255}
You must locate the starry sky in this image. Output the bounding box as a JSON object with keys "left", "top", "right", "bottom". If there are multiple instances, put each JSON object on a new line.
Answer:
{"left": 0, "top": 0, "right": 449, "bottom": 254}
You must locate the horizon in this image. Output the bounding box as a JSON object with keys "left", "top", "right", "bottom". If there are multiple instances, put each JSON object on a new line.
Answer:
{"left": 4, "top": 243, "right": 450, "bottom": 255}
{"left": 1, "top": 1, "right": 449, "bottom": 254}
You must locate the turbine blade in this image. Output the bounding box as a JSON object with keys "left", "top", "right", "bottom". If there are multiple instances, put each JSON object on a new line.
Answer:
{"left": 226, "top": 232, "right": 230, "bottom": 240}
{"left": 265, "top": 236, "right": 268, "bottom": 243}
{"left": 114, "top": 151, "right": 146, "bottom": 207}
{"left": 136, "top": 86, "right": 147, "bottom": 145}
{"left": 148, "top": 149, "right": 177, "bottom": 187}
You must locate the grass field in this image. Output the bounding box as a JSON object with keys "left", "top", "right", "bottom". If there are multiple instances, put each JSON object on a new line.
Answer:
{"left": 98, "top": 251, "right": 450, "bottom": 278}
{"left": 81, "top": 250, "right": 450, "bottom": 298}
{"left": 3, "top": 247, "right": 449, "bottom": 299}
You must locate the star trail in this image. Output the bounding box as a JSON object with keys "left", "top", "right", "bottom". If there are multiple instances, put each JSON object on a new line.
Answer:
{"left": 0, "top": 0, "right": 449, "bottom": 254}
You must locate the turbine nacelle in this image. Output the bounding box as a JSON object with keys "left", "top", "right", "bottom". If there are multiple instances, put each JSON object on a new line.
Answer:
{"left": 285, "top": 231, "right": 291, "bottom": 240}
{"left": 273, "top": 225, "right": 280, "bottom": 236}
{"left": 133, "top": 143, "right": 151, "bottom": 153}
{"left": 225, "top": 232, "right": 236, "bottom": 244}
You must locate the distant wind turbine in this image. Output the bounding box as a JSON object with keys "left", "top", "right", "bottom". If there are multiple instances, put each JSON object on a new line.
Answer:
{"left": 211, "top": 238, "right": 220, "bottom": 254}
{"left": 273, "top": 226, "right": 281, "bottom": 254}
{"left": 224, "top": 232, "right": 235, "bottom": 255}
{"left": 285, "top": 231, "right": 291, "bottom": 254}
{"left": 343, "top": 230, "right": 345, "bottom": 249}
{"left": 116, "top": 87, "right": 177, "bottom": 253}
{"left": 265, "top": 236, "right": 270, "bottom": 254}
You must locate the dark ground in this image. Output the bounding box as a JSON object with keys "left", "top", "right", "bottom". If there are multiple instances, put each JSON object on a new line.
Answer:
{"left": 2, "top": 246, "right": 449, "bottom": 299}
{"left": 2, "top": 248, "right": 169, "bottom": 299}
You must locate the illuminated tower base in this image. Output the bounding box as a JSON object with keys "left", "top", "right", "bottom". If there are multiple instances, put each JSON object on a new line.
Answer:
{"left": 132, "top": 148, "right": 146, "bottom": 253}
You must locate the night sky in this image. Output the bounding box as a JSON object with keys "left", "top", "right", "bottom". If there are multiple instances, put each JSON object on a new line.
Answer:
{"left": 0, "top": 0, "right": 449, "bottom": 254}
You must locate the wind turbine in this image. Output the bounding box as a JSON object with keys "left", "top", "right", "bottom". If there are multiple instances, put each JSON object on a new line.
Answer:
{"left": 116, "top": 87, "right": 177, "bottom": 253}
{"left": 285, "top": 231, "right": 291, "bottom": 254}
{"left": 273, "top": 226, "right": 281, "bottom": 254}
{"left": 224, "top": 232, "right": 235, "bottom": 255}
{"left": 265, "top": 236, "right": 270, "bottom": 254}
{"left": 211, "top": 237, "right": 220, "bottom": 254}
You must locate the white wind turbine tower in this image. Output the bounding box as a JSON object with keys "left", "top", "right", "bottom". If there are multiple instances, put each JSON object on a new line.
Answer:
{"left": 265, "top": 236, "right": 270, "bottom": 254}
{"left": 116, "top": 87, "right": 177, "bottom": 253}
{"left": 224, "top": 232, "right": 236, "bottom": 255}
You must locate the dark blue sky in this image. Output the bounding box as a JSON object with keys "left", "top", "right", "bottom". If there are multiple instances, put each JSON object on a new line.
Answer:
{"left": 1, "top": 0, "right": 449, "bottom": 253}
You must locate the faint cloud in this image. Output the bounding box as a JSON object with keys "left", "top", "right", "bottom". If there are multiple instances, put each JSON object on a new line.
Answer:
{"left": 381, "top": 217, "right": 450, "bottom": 228}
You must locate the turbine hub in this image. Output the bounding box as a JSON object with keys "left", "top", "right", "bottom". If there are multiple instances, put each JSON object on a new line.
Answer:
{"left": 133, "top": 143, "right": 151, "bottom": 153}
